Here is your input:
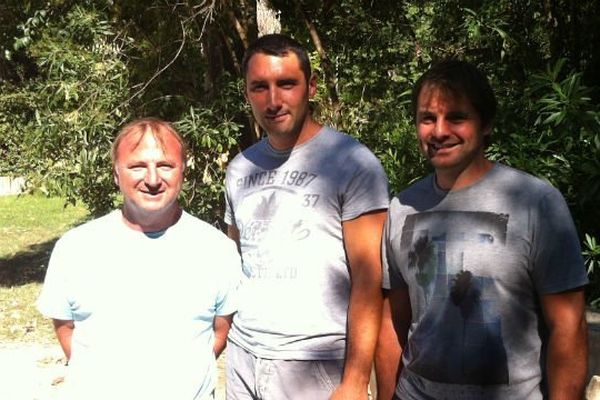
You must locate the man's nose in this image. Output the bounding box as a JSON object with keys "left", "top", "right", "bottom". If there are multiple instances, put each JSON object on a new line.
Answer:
{"left": 267, "top": 88, "right": 282, "bottom": 110}
{"left": 433, "top": 118, "right": 450, "bottom": 139}
{"left": 144, "top": 166, "right": 161, "bottom": 187}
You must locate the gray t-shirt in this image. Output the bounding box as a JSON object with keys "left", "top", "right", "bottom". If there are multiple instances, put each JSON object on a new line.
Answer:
{"left": 382, "top": 163, "right": 588, "bottom": 399}
{"left": 225, "top": 126, "right": 389, "bottom": 360}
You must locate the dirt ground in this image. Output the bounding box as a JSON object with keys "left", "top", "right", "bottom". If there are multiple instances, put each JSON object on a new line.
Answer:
{"left": 2, "top": 312, "right": 598, "bottom": 400}
{"left": 0, "top": 343, "right": 227, "bottom": 400}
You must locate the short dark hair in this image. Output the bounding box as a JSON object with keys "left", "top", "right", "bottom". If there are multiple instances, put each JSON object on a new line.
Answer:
{"left": 411, "top": 59, "right": 497, "bottom": 129}
{"left": 242, "top": 34, "right": 312, "bottom": 82}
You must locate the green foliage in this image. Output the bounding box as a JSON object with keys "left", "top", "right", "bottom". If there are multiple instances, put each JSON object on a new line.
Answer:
{"left": 584, "top": 235, "right": 600, "bottom": 274}
{"left": 176, "top": 103, "right": 243, "bottom": 227}
{"left": 1, "top": 2, "right": 131, "bottom": 216}
{"left": 500, "top": 59, "right": 600, "bottom": 235}
{"left": 584, "top": 234, "right": 600, "bottom": 309}
{"left": 1, "top": 0, "right": 600, "bottom": 302}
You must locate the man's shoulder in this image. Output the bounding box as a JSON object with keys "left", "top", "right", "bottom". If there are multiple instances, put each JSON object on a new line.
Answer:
{"left": 178, "top": 211, "right": 234, "bottom": 245}
{"left": 320, "top": 126, "right": 368, "bottom": 151}
{"left": 492, "top": 163, "right": 561, "bottom": 198}
{"left": 230, "top": 139, "right": 266, "bottom": 163}
{"left": 60, "top": 210, "right": 118, "bottom": 239}
{"left": 318, "top": 127, "right": 386, "bottom": 175}
{"left": 51, "top": 211, "right": 119, "bottom": 253}
{"left": 396, "top": 174, "right": 434, "bottom": 200}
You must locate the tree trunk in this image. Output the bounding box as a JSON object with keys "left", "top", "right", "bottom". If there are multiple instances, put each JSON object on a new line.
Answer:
{"left": 294, "top": 1, "right": 339, "bottom": 107}
{"left": 257, "top": 0, "right": 281, "bottom": 36}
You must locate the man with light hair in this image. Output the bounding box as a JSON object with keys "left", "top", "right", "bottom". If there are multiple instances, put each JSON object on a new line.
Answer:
{"left": 38, "top": 118, "right": 242, "bottom": 399}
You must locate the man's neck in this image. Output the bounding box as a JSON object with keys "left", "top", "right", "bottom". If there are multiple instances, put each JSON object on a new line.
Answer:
{"left": 267, "top": 118, "right": 323, "bottom": 151}
{"left": 435, "top": 158, "right": 494, "bottom": 191}
{"left": 120, "top": 205, "right": 182, "bottom": 233}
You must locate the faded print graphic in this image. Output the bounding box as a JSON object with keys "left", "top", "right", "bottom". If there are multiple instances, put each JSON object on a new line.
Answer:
{"left": 401, "top": 211, "right": 510, "bottom": 385}
{"left": 236, "top": 186, "right": 317, "bottom": 281}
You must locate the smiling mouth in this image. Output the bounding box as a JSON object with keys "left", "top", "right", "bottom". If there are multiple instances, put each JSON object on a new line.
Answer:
{"left": 141, "top": 190, "right": 164, "bottom": 197}
{"left": 266, "top": 113, "right": 288, "bottom": 122}
{"left": 430, "top": 142, "right": 458, "bottom": 151}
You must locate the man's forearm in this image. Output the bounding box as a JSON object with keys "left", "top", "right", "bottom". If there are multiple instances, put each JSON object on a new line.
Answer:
{"left": 342, "top": 284, "right": 383, "bottom": 389}
{"left": 53, "top": 319, "right": 74, "bottom": 361}
{"left": 213, "top": 314, "right": 233, "bottom": 358}
{"left": 375, "top": 296, "right": 401, "bottom": 400}
{"left": 541, "top": 289, "right": 588, "bottom": 400}
{"left": 335, "top": 210, "right": 387, "bottom": 399}
{"left": 546, "top": 317, "right": 588, "bottom": 399}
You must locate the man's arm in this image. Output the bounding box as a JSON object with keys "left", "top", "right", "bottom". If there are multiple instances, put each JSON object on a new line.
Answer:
{"left": 540, "top": 287, "right": 588, "bottom": 400}
{"left": 375, "top": 288, "right": 411, "bottom": 400}
{"left": 331, "top": 210, "right": 387, "bottom": 400}
{"left": 213, "top": 314, "right": 234, "bottom": 358}
{"left": 227, "top": 224, "right": 241, "bottom": 253}
{"left": 53, "top": 319, "right": 74, "bottom": 361}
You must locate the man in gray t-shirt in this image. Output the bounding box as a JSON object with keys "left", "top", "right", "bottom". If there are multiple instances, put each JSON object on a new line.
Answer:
{"left": 376, "top": 60, "right": 588, "bottom": 399}
{"left": 224, "top": 34, "right": 389, "bottom": 399}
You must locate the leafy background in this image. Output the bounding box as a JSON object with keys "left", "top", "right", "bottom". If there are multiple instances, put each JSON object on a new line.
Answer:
{"left": 1, "top": 0, "right": 599, "bottom": 303}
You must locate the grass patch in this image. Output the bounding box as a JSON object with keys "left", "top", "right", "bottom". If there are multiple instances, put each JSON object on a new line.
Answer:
{"left": 0, "top": 195, "right": 89, "bottom": 343}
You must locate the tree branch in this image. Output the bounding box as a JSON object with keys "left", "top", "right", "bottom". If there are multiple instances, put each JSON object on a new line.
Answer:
{"left": 294, "top": 1, "right": 339, "bottom": 106}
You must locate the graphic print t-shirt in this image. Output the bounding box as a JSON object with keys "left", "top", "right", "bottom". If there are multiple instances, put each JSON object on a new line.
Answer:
{"left": 382, "top": 164, "right": 588, "bottom": 399}
{"left": 225, "top": 127, "right": 389, "bottom": 360}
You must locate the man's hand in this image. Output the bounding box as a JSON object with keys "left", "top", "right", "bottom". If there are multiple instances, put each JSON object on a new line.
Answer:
{"left": 330, "top": 381, "right": 369, "bottom": 400}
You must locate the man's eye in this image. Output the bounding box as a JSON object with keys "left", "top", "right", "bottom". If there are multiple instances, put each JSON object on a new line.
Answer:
{"left": 250, "top": 85, "right": 267, "bottom": 92}
{"left": 447, "top": 113, "right": 468, "bottom": 122}
{"left": 279, "top": 81, "right": 297, "bottom": 89}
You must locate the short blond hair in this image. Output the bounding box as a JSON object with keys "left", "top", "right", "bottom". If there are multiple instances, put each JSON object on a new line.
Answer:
{"left": 111, "top": 118, "right": 187, "bottom": 167}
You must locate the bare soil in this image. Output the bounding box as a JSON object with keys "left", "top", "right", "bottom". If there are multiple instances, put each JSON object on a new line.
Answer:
{"left": 0, "top": 343, "right": 227, "bottom": 400}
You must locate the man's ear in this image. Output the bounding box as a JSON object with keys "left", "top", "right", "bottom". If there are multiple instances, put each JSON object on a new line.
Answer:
{"left": 308, "top": 73, "right": 317, "bottom": 99}
{"left": 482, "top": 123, "right": 493, "bottom": 138}
{"left": 113, "top": 168, "right": 119, "bottom": 187}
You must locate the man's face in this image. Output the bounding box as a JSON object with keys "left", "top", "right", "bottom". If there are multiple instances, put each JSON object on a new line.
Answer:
{"left": 113, "top": 130, "right": 184, "bottom": 223}
{"left": 245, "top": 52, "right": 316, "bottom": 144}
{"left": 416, "top": 84, "right": 490, "bottom": 177}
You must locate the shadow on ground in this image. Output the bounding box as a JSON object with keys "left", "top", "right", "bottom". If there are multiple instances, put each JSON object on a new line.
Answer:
{"left": 0, "top": 238, "right": 58, "bottom": 287}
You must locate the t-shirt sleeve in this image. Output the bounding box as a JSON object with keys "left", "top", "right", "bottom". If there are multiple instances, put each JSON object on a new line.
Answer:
{"left": 37, "top": 236, "right": 75, "bottom": 321}
{"left": 531, "top": 188, "right": 588, "bottom": 294}
{"left": 382, "top": 200, "right": 408, "bottom": 290}
{"left": 341, "top": 145, "right": 389, "bottom": 221}
{"left": 213, "top": 238, "right": 243, "bottom": 316}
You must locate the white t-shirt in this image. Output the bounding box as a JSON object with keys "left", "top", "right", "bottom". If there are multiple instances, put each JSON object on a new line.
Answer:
{"left": 37, "top": 210, "right": 242, "bottom": 399}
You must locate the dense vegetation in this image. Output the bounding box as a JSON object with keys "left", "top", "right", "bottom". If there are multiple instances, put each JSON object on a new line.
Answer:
{"left": 1, "top": 0, "right": 599, "bottom": 303}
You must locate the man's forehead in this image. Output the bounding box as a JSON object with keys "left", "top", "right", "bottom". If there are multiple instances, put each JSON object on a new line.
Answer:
{"left": 418, "top": 84, "right": 471, "bottom": 110}
{"left": 116, "top": 129, "right": 180, "bottom": 158}
{"left": 246, "top": 52, "right": 301, "bottom": 79}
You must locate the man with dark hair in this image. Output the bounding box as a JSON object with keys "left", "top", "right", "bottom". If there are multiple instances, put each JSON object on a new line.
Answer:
{"left": 224, "top": 34, "right": 389, "bottom": 399}
{"left": 38, "top": 118, "right": 242, "bottom": 400}
{"left": 376, "top": 60, "right": 588, "bottom": 399}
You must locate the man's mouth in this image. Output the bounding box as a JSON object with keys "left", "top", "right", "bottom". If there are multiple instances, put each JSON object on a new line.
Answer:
{"left": 266, "top": 113, "right": 288, "bottom": 122}
{"left": 141, "top": 190, "right": 164, "bottom": 197}
{"left": 430, "top": 142, "right": 458, "bottom": 151}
